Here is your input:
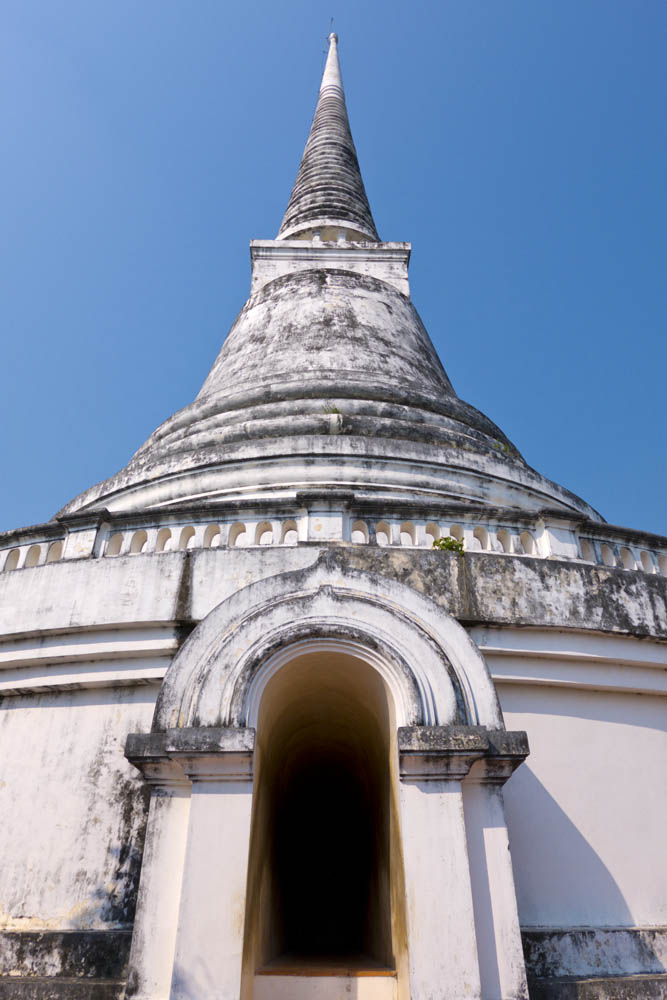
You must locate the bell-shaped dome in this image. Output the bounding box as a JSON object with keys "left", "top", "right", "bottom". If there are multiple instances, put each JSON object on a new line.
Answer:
{"left": 198, "top": 268, "right": 454, "bottom": 402}
{"left": 60, "top": 263, "right": 597, "bottom": 519}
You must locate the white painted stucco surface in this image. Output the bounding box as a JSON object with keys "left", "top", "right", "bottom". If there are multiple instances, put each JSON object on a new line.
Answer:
{"left": 499, "top": 683, "right": 667, "bottom": 927}
{"left": 0, "top": 686, "right": 157, "bottom": 930}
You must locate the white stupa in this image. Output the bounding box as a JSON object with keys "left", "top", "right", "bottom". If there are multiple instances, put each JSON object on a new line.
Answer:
{"left": 0, "top": 33, "right": 665, "bottom": 1000}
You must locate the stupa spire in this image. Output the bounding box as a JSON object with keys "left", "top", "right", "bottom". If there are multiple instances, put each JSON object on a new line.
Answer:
{"left": 277, "top": 33, "right": 380, "bottom": 242}
{"left": 58, "top": 33, "right": 600, "bottom": 525}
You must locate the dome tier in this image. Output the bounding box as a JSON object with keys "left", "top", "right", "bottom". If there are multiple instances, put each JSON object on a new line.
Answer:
{"left": 60, "top": 266, "right": 599, "bottom": 519}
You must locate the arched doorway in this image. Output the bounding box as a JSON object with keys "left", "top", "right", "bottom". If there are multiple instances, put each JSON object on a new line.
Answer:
{"left": 243, "top": 647, "right": 407, "bottom": 997}
{"left": 125, "top": 565, "right": 527, "bottom": 1000}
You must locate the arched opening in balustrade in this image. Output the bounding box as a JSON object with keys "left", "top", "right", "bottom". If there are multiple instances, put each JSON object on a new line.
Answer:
{"left": 376, "top": 521, "right": 391, "bottom": 547}
{"left": 601, "top": 544, "right": 615, "bottom": 567}
{"left": 255, "top": 522, "right": 273, "bottom": 546}
{"left": 204, "top": 524, "right": 221, "bottom": 548}
{"left": 640, "top": 551, "right": 654, "bottom": 574}
{"left": 106, "top": 533, "right": 123, "bottom": 557}
{"left": 620, "top": 547, "right": 635, "bottom": 570}
{"left": 496, "top": 528, "right": 511, "bottom": 554}
{"left": 399, "top": 522, "right": 415, "bottom": 547}
{"left": 179, "top": 527, "right": 196, "bottom": 551}
{"left": 25, "top": 545, "right": 41, "bottom": 568}
{"left": 579, "top": 539, "right": 595, "bottom": 562}
{"left": 155, "top": 528, "right": 172, "bottom": 553}
{"left": 519, "top": 531, "right": 535, "bottom": 556}
{"left": 46, "top": 540, "right": 63, "bottom": 564}
{"left": 130, "top": 530, "right": 148, "bottom": 555}
{"left": 473, "top": 526, "right": 489, "bottom": 551}
{"left": 281, "top": 521, "right": 298, "bottom": 546}
{"left": 351, "top": 520, "right": 369, "bottom": 544}
{"left": 230, "top": 523, "right": 248, "bottom": 548}
{"left": 246, "top": 647, "right": 404, "bottom": 985}
{"left": 425, "top": 522, "right": 440, "bottom": 546}
{"left": 4, "top": 549, "right": 19, "bottom": 572}
{"left": 449, "top": 524, "right": 463, "bottom": 542}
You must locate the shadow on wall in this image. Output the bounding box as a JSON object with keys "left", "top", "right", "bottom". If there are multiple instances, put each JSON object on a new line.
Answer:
{"left": 506, "top": 765, "right": 631, "bottom": 922}
{"left": 509, "top": 690, "right": 667, "bottom": 733}
{"left": 504, "top": 766, "right": 665, "bottom": 977}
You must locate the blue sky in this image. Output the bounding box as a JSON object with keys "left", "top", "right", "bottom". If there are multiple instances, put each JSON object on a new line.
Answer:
{"left": 1, "top": 1, "right": 665, "bottom": 536}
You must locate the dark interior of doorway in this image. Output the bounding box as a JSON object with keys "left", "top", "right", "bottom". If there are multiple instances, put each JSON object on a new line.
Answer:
{"left": 251, "top": 652, "right": 397, "bottom": 975}
{"left": 273, "top": 749, "right": 378, "bottom": 960}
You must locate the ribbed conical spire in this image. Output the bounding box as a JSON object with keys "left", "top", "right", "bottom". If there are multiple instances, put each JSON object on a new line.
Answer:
{"left": 277, "top": 33, "right": 380, "bottom": 242}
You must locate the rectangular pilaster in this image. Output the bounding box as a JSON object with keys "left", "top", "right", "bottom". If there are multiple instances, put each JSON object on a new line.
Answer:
{"left": 167, "top": 728, "right": 255, "bottom": 1000}
{"left": 398, "top": 726, "right": 487, "bottom": 1000}
{"left": 464, "top": 732, "right": 529, "bottom": 1000}
{"left": 124, "top": 734, "right": 191, "bottom": 1000}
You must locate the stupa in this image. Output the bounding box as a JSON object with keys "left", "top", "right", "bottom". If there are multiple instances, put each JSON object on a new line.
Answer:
{"left": 0, "top": 32, "right": 665, "bottom": 1000}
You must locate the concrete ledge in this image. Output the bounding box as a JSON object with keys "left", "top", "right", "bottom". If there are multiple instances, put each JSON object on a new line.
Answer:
{"left": 397, "top": 726, "right": 529, "bottom": 782}
{"left": 165, "top": 726, "right": 255, "bottom": 755}
{"left": 398, "top": 725, "right": 489, "bottom": 781}
{"left": 0, "top": 931, "right": 130, "bottom": 979}
{"left": 486, "top": 729, "right": 530, "bottom": 757}
{"left": 528, "top": 974, "right": 667, "bottom": 999}
{"left": 523, "top": 927, "right": 667, "bottom": 979}
{"left": 398, "top": 724, "right": 489, "bottom": 753}
{"left": 124, "top": 731, "right": 167, "bottom": 764}
{"left": 0, "top": 979, "right": 124, "bottom": 1000}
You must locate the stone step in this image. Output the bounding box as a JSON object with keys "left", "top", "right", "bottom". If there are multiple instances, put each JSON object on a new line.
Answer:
{"left": 255, "top": 956, "right": 398, "bottom": 1000}
{"left": 529, "top": 973, "right": 667, "bottom": 999}
{"left": 254, "top": 974, "right": 397, "bottom": 1000}
{"left": 0, "top": 978, "right": 124, "bottom": 1000}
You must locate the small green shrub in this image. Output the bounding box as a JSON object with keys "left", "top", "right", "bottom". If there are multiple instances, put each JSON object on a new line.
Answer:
{"left": 322, "top": 401, "right": 341, "bottom": 415}
{"left": 432, "top": 535, "right": 464, "bottom": 554}
{"left": 493, "top": 439, "right": 512, "bottom": 455}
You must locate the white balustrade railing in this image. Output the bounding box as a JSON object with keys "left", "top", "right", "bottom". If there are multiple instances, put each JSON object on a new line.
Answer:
{"left": 1, "top": 513, "right": 665, "bottom": 577}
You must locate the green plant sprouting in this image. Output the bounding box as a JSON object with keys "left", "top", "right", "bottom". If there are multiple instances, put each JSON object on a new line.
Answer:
{"left": 493, "top": 439, "right": 512, "bottom": 455}
{"left": 432, "top": 535, "right": 465, "bottom": 554}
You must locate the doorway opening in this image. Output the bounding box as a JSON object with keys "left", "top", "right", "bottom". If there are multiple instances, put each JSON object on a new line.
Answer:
{"left": 242, "top": 648, "right": 407, "bottom": 990}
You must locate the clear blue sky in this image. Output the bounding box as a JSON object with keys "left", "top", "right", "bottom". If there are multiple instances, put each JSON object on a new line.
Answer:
{"left": 1, "top": 1, "right": 666, "bottom": 536}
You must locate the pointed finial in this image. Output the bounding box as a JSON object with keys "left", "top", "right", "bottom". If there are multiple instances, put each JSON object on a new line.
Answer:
{"left": 276, "top": 31, "right": 379, "bottom": 242}
{"left": 320, "top": 30, "right": 343, "bottom": 92}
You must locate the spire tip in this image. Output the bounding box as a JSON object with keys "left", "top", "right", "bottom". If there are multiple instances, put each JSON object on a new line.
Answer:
{"left": 276, "top": 26, "right": 379, "bottom": 242}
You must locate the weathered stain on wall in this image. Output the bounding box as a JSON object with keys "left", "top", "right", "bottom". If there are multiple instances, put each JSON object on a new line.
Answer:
{"left": 0, "top": 687, "right": 155, "bottom": 935}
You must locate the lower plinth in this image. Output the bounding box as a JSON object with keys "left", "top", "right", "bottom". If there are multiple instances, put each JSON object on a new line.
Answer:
{"left": 255, "top": 955, "right": 397, "bottom": 1000}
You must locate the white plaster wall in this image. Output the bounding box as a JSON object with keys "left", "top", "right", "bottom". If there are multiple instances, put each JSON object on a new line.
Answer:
{"left": 498, "top": 682, "right": 667, "bottom": 927}
{"left": 0, "top": 548, "right": 320, "bottom": 640}
{"left": 0, "top": 685, "right": 158, "bottom": 930}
